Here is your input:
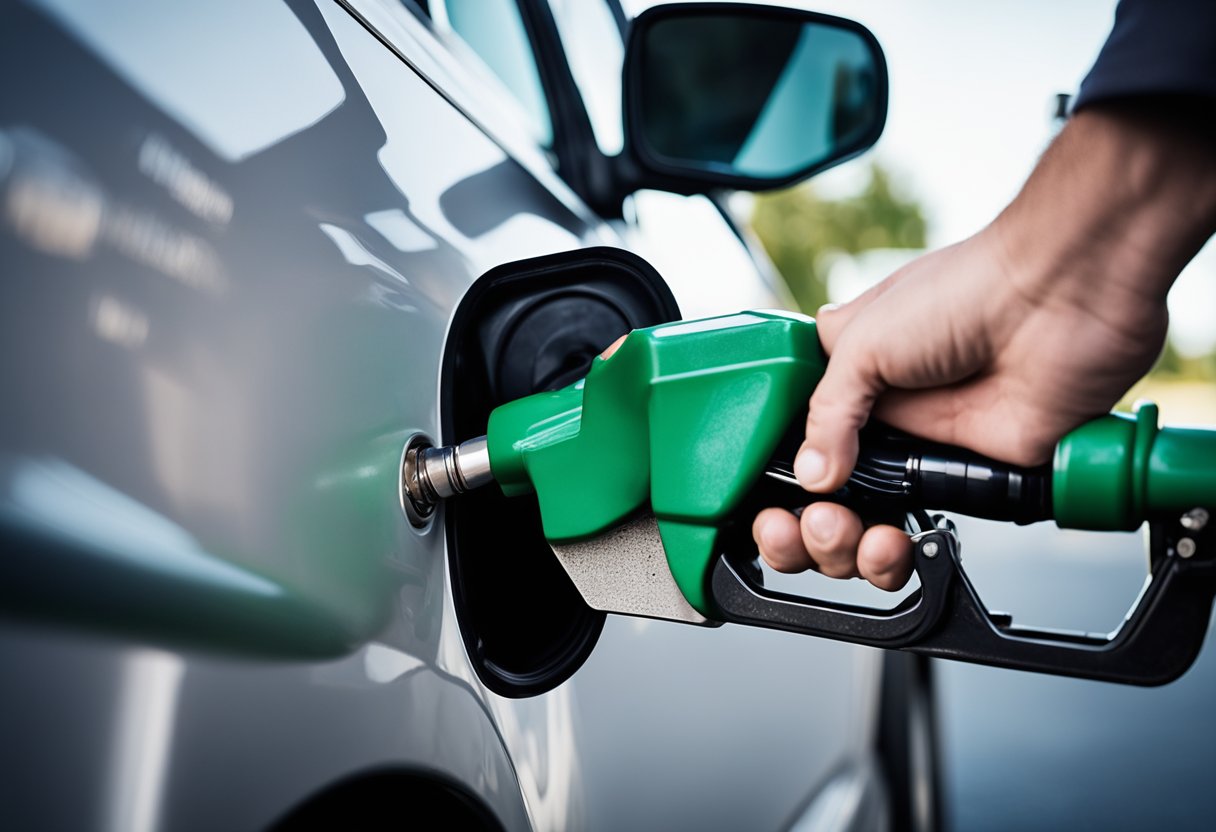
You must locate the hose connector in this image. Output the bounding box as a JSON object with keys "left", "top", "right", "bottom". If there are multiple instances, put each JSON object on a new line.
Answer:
{"left": 1053, "top": 401, "right": 1216, "bottom": 531}
{"left": 401, "top": 435, "right": 493, "bottom": 526}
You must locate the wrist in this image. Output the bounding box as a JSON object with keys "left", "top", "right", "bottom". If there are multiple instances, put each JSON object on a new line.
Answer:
{"left": 993, "top": 99, "right": 1216, "bottom": 310}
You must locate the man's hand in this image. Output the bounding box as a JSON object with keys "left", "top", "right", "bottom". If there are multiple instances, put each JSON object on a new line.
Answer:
{"left": 753, "top": 101, "right": 1216, "bottom": 590}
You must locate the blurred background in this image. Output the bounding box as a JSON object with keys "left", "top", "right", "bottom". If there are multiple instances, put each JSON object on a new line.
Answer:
{"left": 624, "top": 0, "right": 1216, "bottom": 828}
{"left": 734, "top": 0, "right": 1216, "bottom": 412}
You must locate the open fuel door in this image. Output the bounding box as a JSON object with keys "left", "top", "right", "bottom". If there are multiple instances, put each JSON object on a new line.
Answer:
{"left": 439, "top": 247, "right": 679, "bottom": 697}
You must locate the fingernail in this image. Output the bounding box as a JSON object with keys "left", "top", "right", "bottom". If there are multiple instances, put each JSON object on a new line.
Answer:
{"left": 816, "top": 303, "right": 840, "bottom": 316}
{"left": 794, "top": 448, "right": 827, "bottom": 490}
{"left": 806, "top": 503, "right": 838, "bottom": 543}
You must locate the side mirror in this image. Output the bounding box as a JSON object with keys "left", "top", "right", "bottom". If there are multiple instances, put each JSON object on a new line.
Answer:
{"left": 622, "top": 3, "right": 887, "bottom": 193}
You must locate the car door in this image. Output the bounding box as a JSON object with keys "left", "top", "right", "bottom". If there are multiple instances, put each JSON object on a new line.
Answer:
{"left": 2, "top": 1, "right": 907, "bottom": 830}
{"left": 0, "top": 0, "right": 621, "bottom": 828}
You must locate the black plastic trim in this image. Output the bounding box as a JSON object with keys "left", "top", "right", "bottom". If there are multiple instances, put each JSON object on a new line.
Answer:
{"left": 517, "top": 0, "right": 622, "bottom": 216}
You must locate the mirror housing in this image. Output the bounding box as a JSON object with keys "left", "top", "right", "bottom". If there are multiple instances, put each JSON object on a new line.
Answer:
{"left": 620, "top": 2, "right": 888, "bottom": 194}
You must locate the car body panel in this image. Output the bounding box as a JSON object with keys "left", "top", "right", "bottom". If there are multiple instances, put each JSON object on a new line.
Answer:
{"left": 1, "top": 1, "right": 881, "bottom": 829}
{"left": 1, "top": 0, "right": 602, "bottom": 656}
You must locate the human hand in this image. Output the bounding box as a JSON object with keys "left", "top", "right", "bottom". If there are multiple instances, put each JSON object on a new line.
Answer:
{"left": 753, "top": 102, "right": 1216, "bottom": 590}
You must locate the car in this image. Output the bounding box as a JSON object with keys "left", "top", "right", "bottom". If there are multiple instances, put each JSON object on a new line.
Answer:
{"left": 0, "top": 1, "right": 938, "bottom": 829}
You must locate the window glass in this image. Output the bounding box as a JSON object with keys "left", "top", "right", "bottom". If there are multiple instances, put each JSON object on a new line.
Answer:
{"left": 432, "top": 0, "right": 553, "bottom": 146}
{"left": 546, "top": 0, "right": 624, "bottom": 155}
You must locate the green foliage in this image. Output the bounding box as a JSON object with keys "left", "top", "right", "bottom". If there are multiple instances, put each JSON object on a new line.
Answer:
{"left": 1150, "top": 338, "right": 1216, "bottom": 383}
{"left": 750, "top": 162, "right": 927, "bottom": 312}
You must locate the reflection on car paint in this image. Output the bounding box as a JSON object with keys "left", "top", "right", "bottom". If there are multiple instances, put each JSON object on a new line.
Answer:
{"left": 438, "top": 157, "right": 587, "bottom": 240}
{"left": 344, "top": 0, "right": 603, "bottom": 228}
{"left": 319, "top": 222, "right": 414, "bottom": 288}
{"left": 91, "top": 294, "right": 150, "bottom": 349}
{"left": 364, "top": 208, "right": 438, "bottom": 253}
{"left": 103, "top": 202, "right": 227, "bottom": 295}
{"left": 2, "top": 128, "right": 227, "bottom": 294}
{"left": 31, "top": 0, "right": 346, "bottom": 162}
{"left": 320, "top": 0, "right": 595, "bottom": 272}
{"left": 2, "top": 127, "right": 103, "bottom": 259}
{"left": 137, "top": 135, "right": 234, "bottom": 226}
{"left": 362, "top": 642, "right": 427, "bottom": 683}
{"left": 3, "top": 456, "right": 282, "bottom": 597}
{"left": 104, "top": 648, "right": 185, "bottom": 832}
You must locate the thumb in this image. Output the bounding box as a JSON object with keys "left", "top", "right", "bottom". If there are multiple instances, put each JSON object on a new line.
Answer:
{"left": 814, "top": 300, "right": 862, "bottom": 355}
{"left": 814, "top": 264, "right": 910, "bottom": 353}
{"left": 797, "top": 332, "right": 885, "bottom": 493}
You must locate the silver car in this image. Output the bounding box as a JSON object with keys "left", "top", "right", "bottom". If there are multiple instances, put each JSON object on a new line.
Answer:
{"left": 0, "top": 1, "right": 937, "bottom": 829}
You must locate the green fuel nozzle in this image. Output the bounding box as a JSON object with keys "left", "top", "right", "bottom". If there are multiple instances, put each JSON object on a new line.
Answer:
{"left": 405, "top": 310, "right": 1216, "bottom": 684}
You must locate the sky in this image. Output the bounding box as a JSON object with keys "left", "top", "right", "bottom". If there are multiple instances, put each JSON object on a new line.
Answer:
{"left": 625, "top": 0, "right": 1215, "bottom": 356}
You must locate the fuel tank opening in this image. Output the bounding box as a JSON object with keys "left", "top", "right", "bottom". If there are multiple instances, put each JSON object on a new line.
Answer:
{"left": 400, "top": 434, "right": 436, "bottom": 528}
{"left": 442, "top": 248, "right": 679, "bottom": 697}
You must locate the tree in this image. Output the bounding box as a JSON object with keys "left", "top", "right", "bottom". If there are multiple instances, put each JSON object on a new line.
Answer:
{"left": 750, "top": 162, "right": 927, "bottom": 312}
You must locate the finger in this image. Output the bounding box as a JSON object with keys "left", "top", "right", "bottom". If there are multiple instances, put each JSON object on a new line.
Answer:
{"left": 753, "top": 508, "right": 813, "bottom": 573}
{"left": 856, "top": 525, "right": 914, "bottom": 591}
{"left": 813, "top": 303, "right": 848, "bottom": 355}
{"left": 814, "top": 301, "right": 869, "bottom": 355}
{"left": 814, "top": 263, "right": 916, "bottom": 354}
{"left": 599, "top": 334, "right": 628, "bottom": 360}
{"left": 799, "top": 502, "right": 864, "bottom": 579}
{"left": 798, "top": 336, "right": 885, "bottom": 493}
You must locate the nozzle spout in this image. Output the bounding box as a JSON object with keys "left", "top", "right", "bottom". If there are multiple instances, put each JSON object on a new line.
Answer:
{"left": 401, "top": 435, "right": 493, "bottom": 525}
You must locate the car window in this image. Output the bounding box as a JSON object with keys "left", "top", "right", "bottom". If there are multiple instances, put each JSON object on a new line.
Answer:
{"left": 429, "top": 0, "right": 554, "bottom": 147}
{"left": 546, "top": 0, "right": 625, "bottom": 155}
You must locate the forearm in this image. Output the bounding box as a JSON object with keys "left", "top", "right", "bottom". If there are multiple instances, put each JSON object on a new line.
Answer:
{"left": 995, "top": 99, "right": 1216, "bottom": 309}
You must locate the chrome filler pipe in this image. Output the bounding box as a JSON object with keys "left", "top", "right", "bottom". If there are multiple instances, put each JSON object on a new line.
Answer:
{"left": 401, "top": 435, "right": 492, "bottom": 525}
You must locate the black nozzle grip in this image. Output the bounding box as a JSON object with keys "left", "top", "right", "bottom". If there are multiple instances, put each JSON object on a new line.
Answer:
{"left": 852, "top": 427, "right": 1053, "bottom": 525}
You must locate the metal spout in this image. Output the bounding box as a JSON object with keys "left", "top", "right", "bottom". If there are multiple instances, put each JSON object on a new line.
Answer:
{"left": 401, "top": 435, "right": 493, "bottom": 526}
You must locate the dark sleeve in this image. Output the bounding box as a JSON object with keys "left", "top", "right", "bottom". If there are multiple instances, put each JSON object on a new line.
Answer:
{"left": 1074, "top": 0, "right": 1216, "bottom": 110}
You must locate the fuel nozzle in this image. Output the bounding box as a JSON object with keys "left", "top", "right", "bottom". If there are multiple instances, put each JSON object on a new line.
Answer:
{"left": 401, "top": 435, "right": 494, "bottom": 525}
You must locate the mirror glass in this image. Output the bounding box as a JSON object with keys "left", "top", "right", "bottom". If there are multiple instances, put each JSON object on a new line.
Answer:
{"left": 637, "top": 14, "right": 882, "bottom": 181}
